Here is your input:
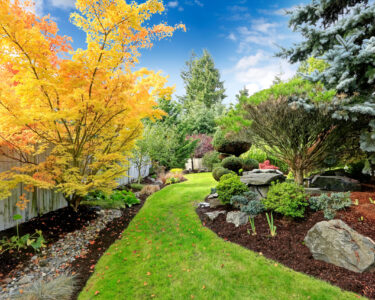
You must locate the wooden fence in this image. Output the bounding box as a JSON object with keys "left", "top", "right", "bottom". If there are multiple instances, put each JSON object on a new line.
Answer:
{"left": 0, "top": 149, "right": 150, "bottom": 231}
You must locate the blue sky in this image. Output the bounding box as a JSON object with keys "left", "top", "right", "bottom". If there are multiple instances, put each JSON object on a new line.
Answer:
{"left": 34, "top": 0, "right": 307, "bottom": 104}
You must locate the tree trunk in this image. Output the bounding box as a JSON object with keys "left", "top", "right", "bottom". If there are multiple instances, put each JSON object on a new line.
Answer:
{"left": 66, "top": 194, "right": 82, "bottom": 212}
{"left": 191, "top": 157, "right": 194, "bottom": 171}
{"left": 294, "top": 169, "right": 304, "bottom": 186}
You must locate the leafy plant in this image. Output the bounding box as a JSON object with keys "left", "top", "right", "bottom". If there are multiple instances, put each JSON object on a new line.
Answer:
{"left": 259, "top": 160, "right": 279, "bottom": 170}
{"left": 112, "top": 190, "right": 140, "bottom": 207}
{"left": 130, "top": 183, "right": 144, "bottom": 191}
{"left": 170, "top": 168, "right": 183, "bottom": 174}
{"left": 266, "top": 212, "right": 277, "bottom": 237}
{"left": 249, "top": 217, "right": 256, "bottom": 236}
{"left": 0, "top": 228, "right": 45, "bottom": 254}
{"left": 309, "top": 192, "right": 352, "bottom": 219}
{"left": 212, "top": 167, "right": 233, "bottom": 182}
{"left": 202, "top": 151, "right": 221, "bottom": 171}
{"left": 216, "top": 173, "right": 248, "bottom": 204}
{"left": 263, "top": 182, "right": 308, "bottom": 218}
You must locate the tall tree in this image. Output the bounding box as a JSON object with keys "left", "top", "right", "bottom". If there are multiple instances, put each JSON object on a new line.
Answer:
{"left": 180, "top": 50, "right": 226, "bottom": 108}
{"left": 0, "top": 0, "right": 184, "bottom": 209}
{"left": 278, "top": 0, "right": 375, "bottom": 174}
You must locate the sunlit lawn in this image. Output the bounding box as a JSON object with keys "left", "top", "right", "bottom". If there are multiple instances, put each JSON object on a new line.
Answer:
{"left": 79, "top": 173, "right": 362, "bottom": 300}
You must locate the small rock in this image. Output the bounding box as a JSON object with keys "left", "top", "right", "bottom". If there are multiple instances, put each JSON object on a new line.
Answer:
{"left": 226, "top": 211, "right": 248, "bottom": 227}
{"left": 208, "top": 193, "right": 218, "bottom": 199}
{"left": 197, "top": 202, "right": 210, "bottom": 208}
{"left": 207, "top": 198, "right": 222, "bottom": 208}
{"left": 204, "top": 211, "right": 226, "bottom": 221}
{"left": 3, "top": 278, "right": 12, "bottom": 284}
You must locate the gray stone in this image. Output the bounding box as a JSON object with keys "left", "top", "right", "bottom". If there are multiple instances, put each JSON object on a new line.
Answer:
{"left": 204, "top": 211, "right": 226, "bottom": 221}
{"left": 208, "top": 193, "right": 218, "bottom": 199}
{"left": 226, "top": 211, "right": 248, "bottom": 227}
{"left": 207, "top": 197, "right": 222, "bottom": 208}
{"left": 310, "top": 175, "right": 361, "bottom": 192}
{"left": 198, "top": 202, "right": 210, "bottom": 208}
{"left": 240, "top": 173, "right": 285, "bottom": 186}
{"left": 244, "top": 169, "right": 283, "bottom": 175}
{"left": 304, "top": 219, "right": 375, "bottom": 273}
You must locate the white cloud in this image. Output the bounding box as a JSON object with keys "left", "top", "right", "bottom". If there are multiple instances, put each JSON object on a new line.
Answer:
{"left": 49, "top": 0, "right": 75, "bottom": 9}
{"left": 233, "top": 51, "right": 296, "bottom": 96}
{"left": 251, "top": 18, "right": 278, "bottom": 33}
{"left": 228, "top": 33, "right": 237, "bottom": 41}
{"left": 185, "top": 0, "right": 203, "bottom": 7}
{"left": 168, "top": 1, "right": 179, "bottom": 8}
{"left": 33, "top": 0, "right": 44, "bottom": 15}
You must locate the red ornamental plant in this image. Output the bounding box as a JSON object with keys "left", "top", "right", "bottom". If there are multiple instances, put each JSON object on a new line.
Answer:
{"left": 259, "top": 160, "right": 279, "bottom": 170}
{"left": 187, "top": 134, "right": 214, "bottom": 158}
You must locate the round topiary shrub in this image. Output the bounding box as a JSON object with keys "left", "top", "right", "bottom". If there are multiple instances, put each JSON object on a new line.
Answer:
{"left": 216, "top": 173, "right": 248, "bottom": 204}
{"left": 221, "top": 156, "right": 243, "bottom": 173}
{"left": 241, "top": 157, "right": 259, "bottom": 171}
{"left": 212, "top": 167, "right": 233, "bottom": 182}
{"left": 262, "top": 182, "right": 308, "bottom": 218}
{"left": 213, "top": 129, "right": 251, "bottom": 157}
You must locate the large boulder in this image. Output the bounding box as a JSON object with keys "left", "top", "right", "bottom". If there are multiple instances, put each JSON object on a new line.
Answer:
{"left": 304, "top": 220, "right": 375, "bottom": 273}
{"left": 310, "top": 175, "right": 361, "bottom": 192}
{"left": 226, "top": 211, "right": 248, "bottom": 227}
{"left": 240, "top": 170, "right": 285, "bottom": 199}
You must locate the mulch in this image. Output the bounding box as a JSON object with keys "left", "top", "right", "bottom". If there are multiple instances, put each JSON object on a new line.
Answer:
{"left": 70, "top": 194, "right": 148, "bottom": 299}
{"left": 197, "top": 190, "right": 375, "bottom": 299}
{"left": 0, "top": 180, "right": 166, "bottom": 297}
{"left": 0, "top": 205, "right": 98, "bottom": 280}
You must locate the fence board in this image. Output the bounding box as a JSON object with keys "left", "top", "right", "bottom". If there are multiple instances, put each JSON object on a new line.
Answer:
{"left": 0, "top": 149, "right": 150, "bottom": 231}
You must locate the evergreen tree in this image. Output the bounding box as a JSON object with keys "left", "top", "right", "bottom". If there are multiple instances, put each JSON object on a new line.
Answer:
{"left": 279, "top": 0, "right": 375, "bottom": 175}
{"left": 180, "top": 50, "right": 226, "bottom": 108}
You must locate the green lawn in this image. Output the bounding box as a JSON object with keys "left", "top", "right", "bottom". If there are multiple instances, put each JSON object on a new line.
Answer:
{"left": 79, "top": 173, "right": 362, "bottom": 300}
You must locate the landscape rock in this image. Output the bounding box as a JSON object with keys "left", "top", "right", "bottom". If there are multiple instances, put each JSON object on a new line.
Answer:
{"left": 226, "top": 211, "right": 248, "bottom": 227}
{"left": 240, "top": 172, "right": 285, "bottom": 186}
{"left": 197, "top": 202, "right": 210, "bottom": 208}
{"left": 310, "top": 175, "right": 361, "bottom": 192}
{"left": 304, "top": 219, "right": 375, "bottom": 273}
{"left": 244, "top": 169, "right": 284, "bottom": 175}
{"left": 207, "top": 197, "right": 222, "bottom": 208}
{"left": 208, "top": 193, "right": 218, "bottom": 199}
{"left": 204, "top": 211, "right": 226, "bottom": 221}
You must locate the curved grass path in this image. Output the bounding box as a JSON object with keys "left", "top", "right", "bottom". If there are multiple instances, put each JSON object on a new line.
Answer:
{"left": 79, "top": 173, "right": 362, "bottom": 300}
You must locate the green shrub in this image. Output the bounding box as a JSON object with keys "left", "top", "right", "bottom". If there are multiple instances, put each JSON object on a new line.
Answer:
{"left": 242, "top": 200, "right": 265, "bottom": 216}
{"left": 217, "top": 173, "right": 248, "bottom": 204}
{"left": 130, "top": 183, "right": 144, "bottom": 191}
{"left": 221, "top": 156, "right": 243, "bottom": 173}
{"left": 309, "top": 192, "right": 352, "bottom": 219}
{"left": 202, "top": 151, "right": 221, "bottom": 171}
{"left": 242, "top": 157, "right": 259, "bottom": 171}
{"left": 83, "top": 189, "right": 140, "bottom": 209}
{"left": 212, "top": 167, "right": 233, "bottom": 181}
{"left": 111, "top": 190, "right": 140, "bottom": 207}
{"left": 263, "top": 182, "right": 308, "bottom": 218}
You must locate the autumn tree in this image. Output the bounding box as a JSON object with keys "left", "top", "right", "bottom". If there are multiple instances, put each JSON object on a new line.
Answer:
{"left": 0, "top": 0, "right": 184, "bottom": 210}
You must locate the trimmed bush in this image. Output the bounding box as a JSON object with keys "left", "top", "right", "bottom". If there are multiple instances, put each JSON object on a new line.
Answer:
{"left": 217, "top": 173, "right": 248, "bottom": 204}
{"left": 202, "top": 151, "right": 221, "bottom": 171}
{"left": 263, "top": 182, "right": 308, "bottom": 218}
{"left": 212, "top": 167, "right": 233, "bottom": 182}
{"left": 242, "top": 157, "right": 259, "bottom": 171}
{"left": 221, "top": 156, "right": 243, "bottom": 173}
{"left": 309, "top": 192, "right": 352, "bottom": 220}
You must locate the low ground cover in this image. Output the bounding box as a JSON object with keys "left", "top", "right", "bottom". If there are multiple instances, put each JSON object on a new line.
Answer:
{"left": 79, "top": 173, "right": 360, "bottom": 300}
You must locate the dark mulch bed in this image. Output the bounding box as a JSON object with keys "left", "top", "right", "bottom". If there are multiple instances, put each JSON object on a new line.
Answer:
{"left": 70, "top": 194, "right": 148, "bottom": 299}
{"left": 0, "top": 205, "right": 98, "bottom": 280}
{"left": 197, "top": 192, "right": 375, "bottom": 299}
